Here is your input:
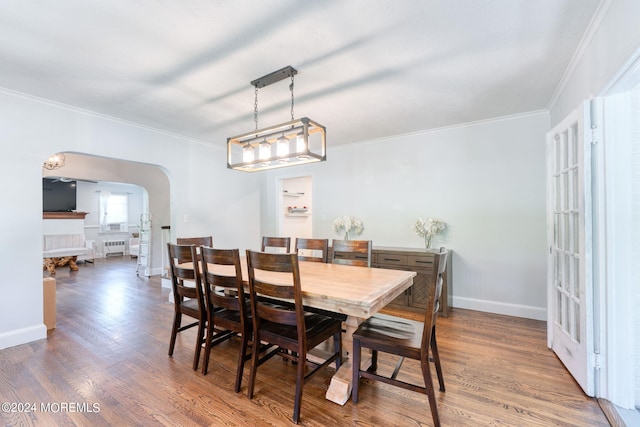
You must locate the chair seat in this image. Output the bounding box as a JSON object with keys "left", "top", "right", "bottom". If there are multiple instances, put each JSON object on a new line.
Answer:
{"left": 180, "top": 298, "right": 202, "bottom": 318}
{"left": 212, "top": 307, "right": 245, "bottom": 331}
{"left": 353, "top": 313, "right": 423, "bottom": 360}
{"left": 259, "top": 313, "right": 342, "bottom": 350}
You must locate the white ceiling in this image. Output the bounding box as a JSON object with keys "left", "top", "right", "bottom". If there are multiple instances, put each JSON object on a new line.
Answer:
{"left": 0, "top": 0, "right": 601, "bottom": 147}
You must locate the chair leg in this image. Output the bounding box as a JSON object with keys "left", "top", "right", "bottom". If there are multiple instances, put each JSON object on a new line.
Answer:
{"left": 192, "top": 319, "right": 205, "bottom": 371}
{"left": 430, "top": 327, "right": 445, "bottom": 392}
{"left": 292, "top": 353, "right": 305, "bottom": 424}
{"left": 201, "top": 317, "right": 214, "bottom": 375}
{"left": 234, "top": 333, "right": 250, "bottom": 393}
{"left": 370, "top": 349, "right": 378, "bottom": 373}
{"left": 421, "top": 359, "right": 441, "bottom": 427}
{"left": 168, "top": 312, "right": 181, "bottom": 356}
{"left": 334, "top": 331, "right": 342, "bottom": 370}
{"left": 351, "top": 337, "right": 361, "bottom": 404}
{"left": 247, "top": 332, "right": 260, "bottom": 399}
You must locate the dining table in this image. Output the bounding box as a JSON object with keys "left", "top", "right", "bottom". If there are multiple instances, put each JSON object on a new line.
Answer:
{"left": 199, "top": 255, "right": 417, "bottom": 405}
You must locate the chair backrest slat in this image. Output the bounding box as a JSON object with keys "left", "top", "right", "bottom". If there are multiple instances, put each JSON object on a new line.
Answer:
{"left": 295, "top": 238, "right": 329, "bottom": 263}
{"left": 176, "top": 236, "right": 213, "bottom": 263}
{"left": 261, "top": 236, "right": 291, "bottom": 253}
{"left": 331, "top": 239, "right": 372, "bottom": 267}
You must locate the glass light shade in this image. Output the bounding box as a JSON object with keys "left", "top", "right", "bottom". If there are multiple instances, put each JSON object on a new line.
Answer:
{"left": 277, "top": 135, "right": 290, "bottom": 162}
{"left": 242, "top": 144, "right": 255, "bottom": 163}
{"left": 259, "top": 140, "right": 271, "bottom": 160}
{"left": 296, "top": 131, "right": 309, "bottom": 159}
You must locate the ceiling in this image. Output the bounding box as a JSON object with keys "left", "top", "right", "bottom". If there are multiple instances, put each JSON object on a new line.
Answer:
{"left": 0, "top": 0, "right": 601, "bottom": 148}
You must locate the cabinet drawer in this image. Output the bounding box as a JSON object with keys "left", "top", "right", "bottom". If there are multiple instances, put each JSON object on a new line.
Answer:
{"left": 408, "top": 255, "right": 434, "bottom": 269}
{"left": 376, "top": 253, "right": 408, "bottom": 266}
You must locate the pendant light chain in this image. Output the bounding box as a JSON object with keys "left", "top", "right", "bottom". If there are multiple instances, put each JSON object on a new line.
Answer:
{"left": 290, "top": 74, "right": 295, "bottom": 121}
{"left": 254, "top": 84, "right": 259, "bottom": 131}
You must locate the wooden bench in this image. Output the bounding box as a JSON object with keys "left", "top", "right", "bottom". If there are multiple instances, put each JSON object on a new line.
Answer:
{"left": 43, "top": 234, "right": 94, "bottom": 276}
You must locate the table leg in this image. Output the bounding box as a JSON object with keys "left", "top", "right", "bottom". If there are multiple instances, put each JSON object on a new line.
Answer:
{"left": 325, "top": 315, "right": 372, "bottom": 405}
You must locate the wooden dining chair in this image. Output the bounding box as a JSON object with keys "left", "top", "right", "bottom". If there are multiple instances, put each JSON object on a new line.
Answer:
{"left": 167, "top": 243, "right": 207, "bottom": 371}
{"left": 176, "top": 236, "right": 213, "bottom": 262}
{"left": 245, "top": 250, "right": 342, "bottom": 424}
{"left": 295, "top": 237, "right": 329, "bottom": 263}
{"left": 330, "top": 239, "right": 372, "bottom": 267}
{"left": 200, "top": 247, "right": 251, "bottom": 392}
{"left": 260, "top": 236, "right": 291, "bottom": 253}
{"left": 351, "top": 250, "right": 449, "bottom": 427}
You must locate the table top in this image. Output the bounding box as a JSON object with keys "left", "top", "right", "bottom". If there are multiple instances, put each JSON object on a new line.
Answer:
{"left": 202, "top": 257, "right": 416, "bottom": 319}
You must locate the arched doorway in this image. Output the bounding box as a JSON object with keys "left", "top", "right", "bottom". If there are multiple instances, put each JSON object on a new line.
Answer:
{"left": 42, "top": 152, "right": 170, "bottom": 276}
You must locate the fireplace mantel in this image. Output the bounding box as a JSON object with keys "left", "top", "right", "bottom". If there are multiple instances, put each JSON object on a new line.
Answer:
{"left": 43, "top": 212, "right": 89, "bottom": 220}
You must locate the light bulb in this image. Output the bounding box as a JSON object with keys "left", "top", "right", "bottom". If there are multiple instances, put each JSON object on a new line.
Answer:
{"left": 259, "top": 139, "right": 271, "bottom": 161}
{"left": 296, "top": 131, "right": 309, "bottom": 159}
{"left": 243, "top": 144, "right": 255, "bottom": 163}
{"left": 277, "top": 135, "right": 290, "bottom": 162}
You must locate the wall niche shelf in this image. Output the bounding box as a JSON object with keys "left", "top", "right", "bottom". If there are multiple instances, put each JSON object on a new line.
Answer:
{"left": 283, "top": 191, "right": 305, "bottom": 197}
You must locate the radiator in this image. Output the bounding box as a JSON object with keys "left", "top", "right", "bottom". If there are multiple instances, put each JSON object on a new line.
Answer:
{"left": 103, "top": 240, "right": 126, "bottom": 256}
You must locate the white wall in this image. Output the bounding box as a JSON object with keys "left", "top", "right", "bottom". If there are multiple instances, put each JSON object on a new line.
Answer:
{"left": 0, "top": 89, "right": 261, "bottom": 350}
{"left": 262, "top": 111, "right": 549, "bottom": 320}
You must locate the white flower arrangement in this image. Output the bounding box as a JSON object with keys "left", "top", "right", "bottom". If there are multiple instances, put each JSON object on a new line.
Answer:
{"left": 414, "top": 217, "right": 446, "bottom": 249}
{"left": 333, "top": 216, "right": 364, "bottom": 240}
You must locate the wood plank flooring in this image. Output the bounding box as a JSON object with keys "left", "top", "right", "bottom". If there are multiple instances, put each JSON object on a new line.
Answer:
{"left": 0, "top": 257, "right": 609, "bottom": 426}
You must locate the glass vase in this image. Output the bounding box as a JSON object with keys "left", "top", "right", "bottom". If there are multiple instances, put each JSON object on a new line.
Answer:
{"left": 425, "top": 235, "right": 432, "bottom": 249}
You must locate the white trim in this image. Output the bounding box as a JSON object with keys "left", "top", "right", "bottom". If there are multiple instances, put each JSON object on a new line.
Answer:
{"left": 0, "top": 85, "right": 219, "bottom": 149}
{"left": 602, "top": 46, "right": 640, "bottom": 95}
{"left": 329, "top": 110, "right": 549, "bottom": 150}
{"left": 602, "top": 91, "right": 636, "bottom": 408}
{"left": 547, "top": 0, "right": 614, "bottom": 110}
{"left": 451, "top": 296, "right": 546, "bottom": 321}
{"left": 0, "top": 324, "right": 47, "bottom": 350}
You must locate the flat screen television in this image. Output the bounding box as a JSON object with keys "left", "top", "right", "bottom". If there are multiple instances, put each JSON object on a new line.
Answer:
{"left": 43, "top": 178, "right": 77, "bottom": 212}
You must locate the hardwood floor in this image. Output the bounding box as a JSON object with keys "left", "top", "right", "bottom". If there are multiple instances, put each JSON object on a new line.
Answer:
{"left": 0, "top": 257, "right": 609, "bottom": 426}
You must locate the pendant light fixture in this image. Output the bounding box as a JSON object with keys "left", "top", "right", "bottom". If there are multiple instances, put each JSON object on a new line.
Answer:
{"left": 227, "top": 66, "right": 326, "bottom": 172}
{"left": 43, "top": 153, "right": 66, "bottom": 170}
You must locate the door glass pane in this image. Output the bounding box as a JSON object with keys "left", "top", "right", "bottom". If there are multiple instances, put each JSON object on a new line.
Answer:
{"left": 572, "top": 168, "right": 579, "bottom": 209}
{"left": 570, "top": 123, "right": 578, "bottom": 166}
{"left": 562, "top": 132, "right": 569, "bottom": 170}
{"left": 562, "top": 173, "right": 569, "bottom": 210}
{"left": 573, "top": 301, "right": 581, "bottom": 343}
{"left": 555, "top": 135, "right": 561, "bottom": 173}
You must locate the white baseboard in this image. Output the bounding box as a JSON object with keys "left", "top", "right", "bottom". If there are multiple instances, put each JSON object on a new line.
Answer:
{"left": 161, "top": 276, "right": 171, "bottom": 289}
{"left": 452, "top": 296, "right": 547, "bottom": 321}
{"left": 0, "top": 324, "right": 47, "bottom": 350}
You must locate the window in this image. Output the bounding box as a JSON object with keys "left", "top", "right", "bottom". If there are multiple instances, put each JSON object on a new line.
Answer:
{"left": 100, "top": 191, "right": 129, "bottom": 233}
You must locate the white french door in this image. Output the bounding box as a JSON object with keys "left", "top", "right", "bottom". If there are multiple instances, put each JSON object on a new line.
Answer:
{"left": 546, "top": 100, "right": 599, "bottom": 396}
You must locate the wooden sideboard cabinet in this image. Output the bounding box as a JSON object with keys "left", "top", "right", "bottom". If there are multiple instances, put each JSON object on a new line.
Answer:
{"left": 372, "top": 247, "right": 452, "bottom": 317}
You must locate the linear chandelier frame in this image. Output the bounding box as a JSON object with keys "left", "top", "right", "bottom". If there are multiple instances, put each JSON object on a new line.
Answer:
{"left": 227, "top": 66, "right": 326, "bottom": 172}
